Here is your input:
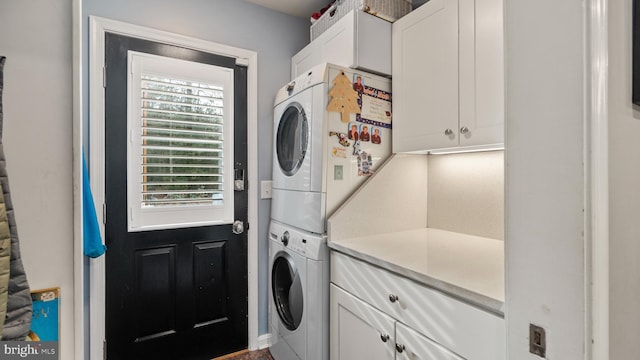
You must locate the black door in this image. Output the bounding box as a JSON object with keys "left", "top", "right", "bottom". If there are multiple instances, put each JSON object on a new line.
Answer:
{"left": 104, "top": 33, "right": 248, "bottom": 360}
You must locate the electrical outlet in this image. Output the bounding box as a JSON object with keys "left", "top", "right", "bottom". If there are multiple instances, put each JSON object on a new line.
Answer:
{"left": 529, "top": 324, "right": 546, "bottom": 358}
{"left": 261, "top": 180, "right": 273, "bottom": 199}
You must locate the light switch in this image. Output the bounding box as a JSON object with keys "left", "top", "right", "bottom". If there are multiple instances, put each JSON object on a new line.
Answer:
{"left": 334, "top": 165, "right": 343, "bottom": 180}
{"left": 261, "top": 180, "right": 273, "bottom": 199}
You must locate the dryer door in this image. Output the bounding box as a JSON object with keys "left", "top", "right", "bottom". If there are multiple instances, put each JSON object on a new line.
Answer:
{"left": 276, "top": 102, "right": 309, "bottom": 177}
{"left": 271, "top": 251, "right": 304, "bottom": 331}
{"left": 273, "top": 89, "right": 315, "bottom": 193}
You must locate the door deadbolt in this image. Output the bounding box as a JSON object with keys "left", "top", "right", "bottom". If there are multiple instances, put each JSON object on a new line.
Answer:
{"left": 234, "top": 167, "right": 245, "bottom": 191}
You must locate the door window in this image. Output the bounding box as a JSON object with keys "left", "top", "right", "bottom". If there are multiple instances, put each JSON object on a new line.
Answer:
{"left": 276, "top": 103, "right": 308, "bottom": 176}
{"left": 127, "top": 51, "right": 235, "bottom": 231}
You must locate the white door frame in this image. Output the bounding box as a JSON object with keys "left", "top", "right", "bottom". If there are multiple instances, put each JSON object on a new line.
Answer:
{"left": 85, "top": 16, "right": 259, "bottom": 359}
{"left": 587, "top": 0, "right": 609, "bottom": 358}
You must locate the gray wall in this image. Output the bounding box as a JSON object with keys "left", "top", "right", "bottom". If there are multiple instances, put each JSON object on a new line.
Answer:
{"left": 0, "top": 0, "right": 75, "bottom": 357}
{"left": 505, "top": 0, "right": 586, "bottom": 358}
{"left": 609, "top": 0, "right": 640, "bottom": 358}
{"left": 82, "top": 0, "right": 310, "bottom": 337}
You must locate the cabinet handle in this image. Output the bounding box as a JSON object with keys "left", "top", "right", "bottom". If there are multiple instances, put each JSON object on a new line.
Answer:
{"left": 389, "top": 294, "right": 399, "bottom": 303}
{"left": 460, "top": 126, "right": 470, "bottom": 134}
{"left": 444, "top": 128, "right": 454, "bottom": 136}
{"left": 380, "top": 333, "right": 390, "bottom": 343}
{"left": 395, "top": 343, "right": 406, "bottom": 353}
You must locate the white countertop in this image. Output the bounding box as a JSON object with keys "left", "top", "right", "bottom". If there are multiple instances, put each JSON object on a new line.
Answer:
{"left": 328, "top": 227, "right": 505, "bottom": 314}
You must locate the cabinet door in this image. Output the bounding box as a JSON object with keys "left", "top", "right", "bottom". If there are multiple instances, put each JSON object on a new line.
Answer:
{"left": 458, "top": 0, "right": 504, "bottom": 147}
{"left": 395, "top": 323, "right": 464, "bottom": 360}
{"left": 291, "top": 15, "right": 354, "bottom": 79}
{"left": 392, "top": 0, "right": 459, "bottom": 152}
{"left": 291, "top": 43, "right": 321, "bottom": 80}
{"left": 330, "top": 284, "right": 395, "bottom": 360}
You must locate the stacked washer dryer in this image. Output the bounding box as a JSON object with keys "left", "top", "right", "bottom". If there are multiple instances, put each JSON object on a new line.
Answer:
{"left": 269, "top": 63, "right": 392, "bottom": 360}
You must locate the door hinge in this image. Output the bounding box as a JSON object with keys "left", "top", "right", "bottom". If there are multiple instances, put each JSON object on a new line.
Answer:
{"left": 236, "top": 57, "right": 249, "bottom": 66}
{"left": 102, "top": 66, "right": 107, "bottom": 88}
{"left": 102, "top": 203, "right": 107, "bottom": 225}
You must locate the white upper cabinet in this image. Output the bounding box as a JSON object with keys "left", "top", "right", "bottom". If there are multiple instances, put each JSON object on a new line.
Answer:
{"left": 392, "top": 0, "right": 504, "bottom": 153}
{"left": 292, "top": 10, "right": 392, "bottom": 79}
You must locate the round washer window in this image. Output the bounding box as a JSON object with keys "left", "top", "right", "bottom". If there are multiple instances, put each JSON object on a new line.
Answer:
{"left": 271, "top": 253, "right": 303, "bottom": 331}
{"left": 276, "top": 102, "right": 309, "bottom": 176}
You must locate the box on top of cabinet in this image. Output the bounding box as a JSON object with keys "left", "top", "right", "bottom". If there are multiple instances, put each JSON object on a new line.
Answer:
{"left": 311, "top": 0, "right": 412, "bottom": 40}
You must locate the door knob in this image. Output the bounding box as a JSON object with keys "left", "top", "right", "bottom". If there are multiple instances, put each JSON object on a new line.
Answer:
{"left": 395, "top": 343, "right": 405, "bottom": 353}
{"left": 232, "top": 220, "right": 244, "bottom": 235}
{"left": 460, "top": 126, "right": 470, "bottom": 134}
{"left": 444, "top": 128, "right": 454, "bottom": 136}
{"left": 380, "top": 333, "right": 390, "bottom": 343}
{"left": 389, "top": 294, "right": 399, "bottom": 303}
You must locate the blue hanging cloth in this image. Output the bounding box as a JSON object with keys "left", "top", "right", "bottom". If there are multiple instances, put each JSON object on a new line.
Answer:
{"left": 82, "top": 151, "right": 106, "bottom": 258}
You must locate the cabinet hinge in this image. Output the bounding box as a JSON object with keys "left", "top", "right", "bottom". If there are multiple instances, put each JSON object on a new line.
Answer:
{"left": 103, "top": 338, "right": 107, "bottom": 360}
{"left": 102, "top": 203, "right": 107, "bottom": 225}
{"left": 102, "top": 66, "right": 107, "bottom": 88}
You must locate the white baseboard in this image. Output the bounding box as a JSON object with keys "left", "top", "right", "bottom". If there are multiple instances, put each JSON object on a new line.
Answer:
{"left": 257, "top": 334, "right": 272, "bottom": 350}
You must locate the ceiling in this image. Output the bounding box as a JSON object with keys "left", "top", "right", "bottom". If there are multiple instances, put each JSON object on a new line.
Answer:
{"left": 243, "top": 0, "right": 331, "bottom": 18}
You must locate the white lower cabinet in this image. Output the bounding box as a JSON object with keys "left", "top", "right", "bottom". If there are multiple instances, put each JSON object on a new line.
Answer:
{"left": 330, "top": 251, "right": 505, "bottom": 360}
{"left": 331, "top": 284, "right": 464, "bottom": 360}
{"left": 330, "top": 284, "right": 395, "bottom": 360}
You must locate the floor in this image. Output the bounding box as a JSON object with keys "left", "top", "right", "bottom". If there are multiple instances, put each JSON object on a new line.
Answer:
{"left": 213, "top": 349, "right": 274, "bottom": 360}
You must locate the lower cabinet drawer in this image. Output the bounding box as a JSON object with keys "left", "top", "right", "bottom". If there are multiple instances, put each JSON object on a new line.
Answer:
{"left": 396, "top": 322, "right": 464, "bottom": 360}
{"left": 331, "top": 251, "right": 504, "bottom": 360}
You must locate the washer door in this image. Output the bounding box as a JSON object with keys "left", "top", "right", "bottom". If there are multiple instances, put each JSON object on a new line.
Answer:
{"left": 276, "top": 102, "right": 308, "bottom": 177}
{"left": 271, "top": 252, "right": 304, "bottom": 331}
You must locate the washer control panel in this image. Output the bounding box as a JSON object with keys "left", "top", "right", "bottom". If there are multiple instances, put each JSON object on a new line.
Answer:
{"left": 270, "top": 221, "right": 327, "bottom": 261}
{"left": 280, "top": 231, "right": 290, "bottom": 247}
{"left": 282, "top": 230, "right": 306, "bottom": 256}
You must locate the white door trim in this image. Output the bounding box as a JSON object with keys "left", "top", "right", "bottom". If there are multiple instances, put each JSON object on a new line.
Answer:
{"left": 587, "top": 0, "right": 609, "bottom": 358}
{"left": 87, "top": 16, "right": 259, "bottom": 359}
{"left": 72, "top": 0, "right": 84, "bottom": 359}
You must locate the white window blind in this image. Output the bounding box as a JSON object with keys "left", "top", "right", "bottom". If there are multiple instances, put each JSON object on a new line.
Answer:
{"left": 140, "top": 75, "right": 225, "bottom": 207}
{"left": 128, "top": 52, "right": 234, "bottom": 231}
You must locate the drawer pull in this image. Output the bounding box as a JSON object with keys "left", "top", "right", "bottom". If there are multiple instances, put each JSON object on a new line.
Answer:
{"left": 395, "top": 343, "right": 406, "bottom": 353}
{"left": 380, "top": 333, "right": 390, "bottom": 343}
{"left": 389, "top": 294, "right": 399, "bottom": 303}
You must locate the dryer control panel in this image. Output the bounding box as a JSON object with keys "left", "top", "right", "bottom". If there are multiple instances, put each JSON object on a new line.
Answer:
{"left": 273, "top": 62, "right": 328, "bottom": 106}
